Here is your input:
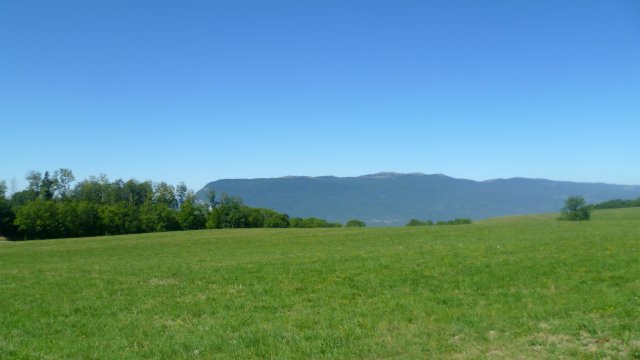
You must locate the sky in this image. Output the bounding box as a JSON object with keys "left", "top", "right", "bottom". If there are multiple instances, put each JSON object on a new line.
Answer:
{"left": 1, "top": 0, "right": 639, "bottom": 191}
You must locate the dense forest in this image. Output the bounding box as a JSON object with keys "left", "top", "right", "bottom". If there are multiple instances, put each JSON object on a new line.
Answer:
{"left": 0, "top": 169, "right": 344, "bottom": 240}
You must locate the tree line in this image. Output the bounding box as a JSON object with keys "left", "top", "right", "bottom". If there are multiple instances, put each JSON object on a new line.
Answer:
{"left": 588, "top": 197, "right": 640, "bottom": 210}
{"left": 558, "top": 195, "right": 640, "bottom": 222}
{"left": 406, "top": 218, "right": 472, "bottom": 226}
{"left": 0, "top": 169, "right": 361, "bottom": 240}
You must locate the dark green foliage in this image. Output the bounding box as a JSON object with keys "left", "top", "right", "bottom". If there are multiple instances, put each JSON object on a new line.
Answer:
{"left": 0, "top": 180, "right": 6, "bottom": 200}
{"left": 590, "top": 197, "right": 640, "bottom": 210}
{"left": 11, "top": 171, "right": 181, "bottom": 239}
{"left": 98, "top": 202, "right": 141, "bottom": 235}
{"left": 0, "top": 198, "right": 18, "bottom": 239}
{"left": 346, "top": 219, "right": 366, "bottom": 227}
{"left": 406, "top": 218, "right": 470, "bottom": 226}
{"left": 7, "top": 169, "right": 348, "bottom": 240}
{"left": 39, "top": 171, "right": 54, "bottom": 200}
{"left": 206, "top": 201, "right": 290, "bottom": 229}
{"left": 122, "top": 179, "right": 153, "bottom": 206}
{"left": 262, "top": 209, "right": 290, "bottom": 228}
{"left": 0, "top": 181, "right": 16, "bottom": 238}
{"left": 406, "top": 219, "right": 428, "bottom": 226}
{"left": 140, "top": 202, "right": 180, "bottom": 233}
{"left": 289, "top": 217, "right": 342, "bottom": 228}
{"left": 153, "top": 182, "right": 178, "bottom": 209}
{"left": 207, "top": 201, "right": 246, "bottom": 229}
{"left": 445, "top": 218, "right": 473, "bottom": 225}
{"left": 14, "top": 200, "right": 59, "bottom": 239}
{"left": 177, "top": 198, "right": 207, "bottom": 230}
{"left": 10, "top": 190, "right": 37, "bottom": 207}
{"left": 72, "top": 201, "right": 102, "bottom": 237}
{"left": 206, "top": 193, "right": 291, "bottom": 229}
{"left": 49, "top": 200, "right": 102, "bottom": 238}
{"left": 559, "top": 196, "right": 591, "bottom": 221}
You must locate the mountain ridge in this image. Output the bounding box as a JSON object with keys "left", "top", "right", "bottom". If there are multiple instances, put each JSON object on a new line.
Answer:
{"left": 196, "top": 173, "right": 640, "bottom": 226}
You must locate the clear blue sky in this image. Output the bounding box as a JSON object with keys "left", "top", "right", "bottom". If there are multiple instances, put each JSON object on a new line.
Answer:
{"left": 2, "top": 0, "right": 639, "bottom": 191}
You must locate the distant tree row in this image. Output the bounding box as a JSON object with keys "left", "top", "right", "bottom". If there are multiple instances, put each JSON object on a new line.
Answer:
{"left": 558, "top": 195, "right": 640, "bottom": 222}
{"left": 588, "top": 197, "right": 640, "bottom": 210}
{"left": 289, "top": 217, "right": 343, "bottom": 228}
{"left": 406, "top": 218, "right": 472, "bottom": 227}
{"left": 0, "top": 170, "right": 357, "bottom": 240}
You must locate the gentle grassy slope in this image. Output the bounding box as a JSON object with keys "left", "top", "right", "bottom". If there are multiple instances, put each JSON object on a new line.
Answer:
{"left": 1, "top": 209, "right": 639, "bottom": 359}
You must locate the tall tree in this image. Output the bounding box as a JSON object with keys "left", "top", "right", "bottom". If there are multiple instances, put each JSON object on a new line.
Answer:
{"left": 26, "top": 171, "right": 42, "bottom": 194}
{"left": 206, "top": 188, "right": 217, "bottom": 208}
{"left": 39, "top": 171, "right": 54, "bottom": 200}
{"left": 176, "top": 182, "right": 188, "bottom": 208}
{"left": 53, "top": 168, "right": 75, "bottom": 199}
{"left": 0, "top": 180, "right": 6, "bottom": 200}
{"left": 154, "top": 182, "right": 177, "bottom": 209}
{"left": 177, "top": 195, "right": 207, "bottom": 230}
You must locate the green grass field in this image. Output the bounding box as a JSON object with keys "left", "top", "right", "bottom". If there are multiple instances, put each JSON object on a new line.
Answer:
{"left": 1, "top": 209, "right": 639, "bottom": 359}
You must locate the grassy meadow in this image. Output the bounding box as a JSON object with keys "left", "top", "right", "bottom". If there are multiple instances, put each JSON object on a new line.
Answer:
{"left": 1, "top": 208, "right": 640, "bottom": 359}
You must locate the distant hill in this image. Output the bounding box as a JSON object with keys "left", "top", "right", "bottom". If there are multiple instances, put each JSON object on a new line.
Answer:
{"left": 196, "top": 173, "right": 640, "bottom": 226}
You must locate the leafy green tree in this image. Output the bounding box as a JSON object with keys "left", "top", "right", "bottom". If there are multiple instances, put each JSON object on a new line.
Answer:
{"left": 242, "top": 207, "right": 265, "bottom": 228}
{"left": 9, "top": 169, "right": 311, "bottom": 239}
{"left": 10, "top": 190, "right": 37, "bottom": 207}
{"left": 560, "top": 196, "right": 591, "bottom": 221}
{"left": 207, "top": 201, "right": 245, "bottom": 229}
{"left": 39, "top": 171, "right": 54, "bottom": 200}
{"left": 122, "top": 179, "right": 153, "bottom": 206}
{"left": 74, "top": 201, "right": 102, "bottom": 237}
{"left": 14, "top": 200, "right": 60, "bottom": 239}
{"left": 140, "top": 201, "right": 180, "bottom": 232}
{"left": 98, "top": 202, "right": 141, "bottom": 235}
{"left": 26, "top": 171, "right": 42, "bottom": 194}
{"left": 177, "top": 197, "right": 207, "bottom": 230}
{"left": 154, "top": 182, "right": 177, "bottom": 209}
{"left": 262, "top": 209, "right": 289, "bottom": 228}
{"left": 346, "top": 219, "right": 366, "bottom": 227}
{"left": 53, "top": 168, "right": 75, "bottom": 199}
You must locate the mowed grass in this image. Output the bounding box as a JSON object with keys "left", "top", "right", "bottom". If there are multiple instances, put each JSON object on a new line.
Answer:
{"left": 1, "top": 209, "right": 640, "bottom": 359}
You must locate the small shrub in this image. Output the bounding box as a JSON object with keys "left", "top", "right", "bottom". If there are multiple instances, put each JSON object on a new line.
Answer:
{"left": 559, "top": 196, "right": 591, "bottom": 221}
